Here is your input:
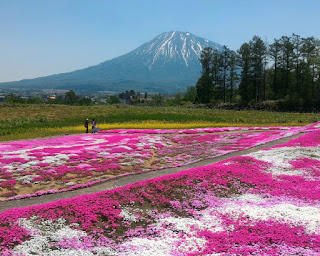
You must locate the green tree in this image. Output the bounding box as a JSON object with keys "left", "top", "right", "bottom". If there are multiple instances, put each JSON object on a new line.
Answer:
{"left": 238, "top": 42, "right": 252, "bottom": 103}
{"left": 228, "top": 51, "right": 239, "bottom": 102}
{"left": 269, "top": 39, "right": 281, "bottom": 99}
{"left": 150, "top": 93, "right": 164, "bottom": 106}
{"left": 250, "top": 35, "right": 267, "bottom": 104}
{"left": 5, "top": 93, "right": 24, "bottom": 103}
{"left": 27, "top": 97, "right": 45, "bottom": 104}
{"left": 107, "top": 95, "right": 121, "bottom": 104}
{"left": 210, "top": 49, "right": 223, "bottom": 102}
{"left": 221, "top": 46, "right": 230, "bottom": 103}
{"left": 64, "top": 90, "right": 78, "bottom": 105}
{"left": 292, "top": 34, "right": 303, "bottom": 97}
{"left": 267, "top": 34, "right": 320, "bottom": 110}
{"left": 183, "top": 86, "right": 197, "bottom": 103}
{"left": 78, "top": 97, "right": 92, "bottom": 106}
{"left": 300, "top": 36, "right": 317, "bottom": 109}
{"left": 279, "top": 36, "right": 294, "bottom": 98}
{"left": 195, "top": 47, "right": 213, "bottom": 103}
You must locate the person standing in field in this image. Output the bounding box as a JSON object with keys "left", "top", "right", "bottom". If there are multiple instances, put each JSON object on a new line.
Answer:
{"left": 92, "top": 118, "right": 96, "bottom": 133}
{"left": 84, "top": 118, "right": 89, "bottom": 133}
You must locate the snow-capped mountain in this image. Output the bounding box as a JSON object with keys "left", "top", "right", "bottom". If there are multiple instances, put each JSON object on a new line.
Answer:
{"left": 0, "top": 32, "right": 223, "bottom": 93}
{"left": 131, "top": 31, "right": 222, "bottom": 70}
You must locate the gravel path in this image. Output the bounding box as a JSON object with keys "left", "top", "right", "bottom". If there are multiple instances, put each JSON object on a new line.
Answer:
{"left": 0, "top": 132, "right": 305, "bottom": 213}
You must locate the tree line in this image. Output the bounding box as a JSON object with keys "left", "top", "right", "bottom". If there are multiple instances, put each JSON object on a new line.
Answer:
{"left": 4, "top": 91, "right": 93, "bottom": 105}
{"left": 195, "top": 34, "right": 320, "bottom": 111}
{"left": 2, "top": 89, "right": 198, "bottom": 107}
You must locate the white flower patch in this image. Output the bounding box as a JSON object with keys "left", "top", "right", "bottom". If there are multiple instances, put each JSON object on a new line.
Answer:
{"left": 19, "top": 160, "right": 40, "bottom": 169}
{"left": 119, "top": 234, "right": 207, "bottom": 256}
{"left": 12, "top": 216, "right": 118, "bottom": 256}
{"left": 119, "top": 146, "right": 133, "bottom": 150}
{"left": 136, "top": 142, "right": 147, "bottom": 147}
{"left": 2, "top": 154, "right": 25, "bottom": 159}
{"left": 41, "top": 154, "right": 70, "bottom": 165}
{"left": 97, "top": 151, "right": 111, "bottom": 156}
{"left": 120, "top": 208, "right": 138, "bottom": 222}
{"left": 2, "top": 154, "right": 75, "bottom": 172}
{"left": 16, "top": 175, "right": 39, "bottom": 183}
{"left": 146, "top": 136, "right": 164, "bottom": 144}
{"left": 13, "top": 236, "right": 52, "bottom": 255}
{"left": 2, "top": 165, "right": 14, "bottom": 171}
{"left": 156, "top": 213, "right": 224, "bottom": 234}
{"left": 94, "top": 247, "right": 118, "bottom": 256}
{"left": 85, "top": 145, "right": 101, "bottom": 151}
{"left": 120, "top": 162, "right": 135, "bottom": 166}
{"left": 1, "top": 149, "right": 37, "bottom": 159}
{"left": 232, "top": 193, "right": 267, "bottom": 204}
{"left": 221, "top": 199, "right": 320, "bottom": 234}
{"left": 118, "top": 237, "right": 175, "bottom": 256}
{"left": 232, "top": 193, "right": 320, "bottom": 209}
{"left": 13, "top": 217, "right": 86, "bottom": 255}
{"left": 248, "top": 146, "right": 320, "bottom": 176}
{"left": 197, "top": 209, "right": 225, "bottom": 233}
{"left": 37, "top": 249, "right": 96, "bottom": 256}
{"left": 176, "top": 236, "right": 208, "bottom": 254}
{"left": 18, "top": 217, "right": 85, "bottom": 240}
{"left": 0, "top": 137, "right": 109, "bottom": 159}
{"left": 1, "top": 148, "right": 41, "bottom": 158}
{"left": 118, "top": 210, "right": 225, "bottom": 255}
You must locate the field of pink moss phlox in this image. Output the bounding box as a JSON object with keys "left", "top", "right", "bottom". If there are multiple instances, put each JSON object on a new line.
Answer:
{"left": 0, "top": 123, "right": 320, "bottom": 255}
{"left": 2, "top": 124, "right": 318, "bottom": 201}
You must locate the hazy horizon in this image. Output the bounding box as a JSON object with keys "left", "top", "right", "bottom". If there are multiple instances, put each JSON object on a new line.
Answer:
{"left": 1, "top": 0, "right": 319, "bottom": 83}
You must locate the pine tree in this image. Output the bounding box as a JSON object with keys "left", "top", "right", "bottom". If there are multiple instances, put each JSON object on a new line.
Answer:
{"left": 250, "top": 36, "right": 267, "bottom": 105}
{"left": 228, "top": 51, "right": 239, "bottom": 103}
{"left": 279, "top": 36, "right": 294, "bottom": 99}
{"left": 301, "top": 36, "right": 317, "bottom": 109}
{"left": 211, "top": 49, "right": 223, "bottom": 102}
{"left": 195, "top": 47, "right": 213, "bottom": 103}
{"left": 238, "top": 43, "right": 252, "bottom": 103}
{"left": 269, "top": 39, "right": 281, "bottom": 99}
{"left": 292, "top": 34, "right": 303, "bottom": 96}
{"left": 220, "top": 46, "right": 229, "bottom": 103}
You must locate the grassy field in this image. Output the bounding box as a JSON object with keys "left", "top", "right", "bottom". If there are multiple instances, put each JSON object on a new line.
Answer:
{"left": 0, "top": 103, "right": 319, "bottom": 141}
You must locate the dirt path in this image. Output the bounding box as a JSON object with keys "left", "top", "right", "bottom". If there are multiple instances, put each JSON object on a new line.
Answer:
{"left": 0, "top": 132, "right": 305, "bottom": 213}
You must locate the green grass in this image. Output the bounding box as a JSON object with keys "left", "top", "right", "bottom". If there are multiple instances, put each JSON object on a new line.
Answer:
{"left": 0, "top": 103, "right": 319, "bottom": 141}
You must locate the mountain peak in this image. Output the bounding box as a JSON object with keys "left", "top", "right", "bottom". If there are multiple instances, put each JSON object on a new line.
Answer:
{"left": 134, "top": 31, "right": 221, "bottom": 70}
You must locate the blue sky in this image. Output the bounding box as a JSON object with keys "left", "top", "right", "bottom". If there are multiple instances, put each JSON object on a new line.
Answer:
{"left": 1, "top": 0, "right": 319, "bottom": 82}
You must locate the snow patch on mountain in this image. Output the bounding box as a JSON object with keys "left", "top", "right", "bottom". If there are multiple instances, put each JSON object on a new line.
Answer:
{"left": 133, "top": 31, "right": 222, "bottom": 70}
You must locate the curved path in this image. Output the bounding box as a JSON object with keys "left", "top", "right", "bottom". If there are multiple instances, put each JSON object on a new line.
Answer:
{"left": 0, "top": 132, "right": 305, "bottom": 212}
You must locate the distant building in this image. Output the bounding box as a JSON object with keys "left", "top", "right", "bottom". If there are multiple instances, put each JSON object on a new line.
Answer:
{"left": 0, "top": 95, "right": 5, "bottom": 102}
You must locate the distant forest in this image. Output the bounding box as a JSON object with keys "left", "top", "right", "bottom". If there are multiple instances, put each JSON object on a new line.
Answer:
{"left": 195, "top": 34, "right": 320, "bottom": 112}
